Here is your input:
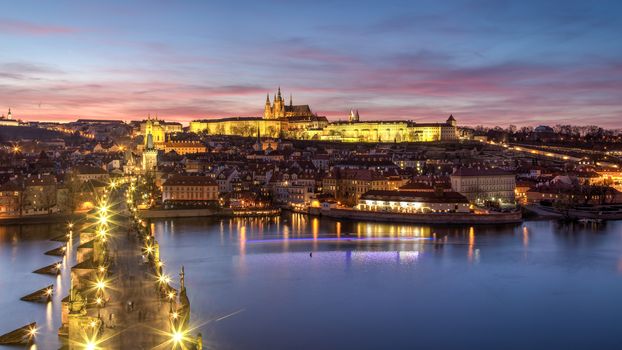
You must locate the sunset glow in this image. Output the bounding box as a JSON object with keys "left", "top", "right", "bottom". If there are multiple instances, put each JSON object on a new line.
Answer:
{"left": 2, "top": 0, "right": 621, "bottom": 126}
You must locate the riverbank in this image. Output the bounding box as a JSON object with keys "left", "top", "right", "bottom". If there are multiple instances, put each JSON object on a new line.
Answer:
{"left": 138, "top": 207, "right": 280, "bottom": 219}
{"left": 524, "top": 204, "right": 622, "bottom": 220}
{"left": 314, "top": 208, "right": 522, "bottom": 224}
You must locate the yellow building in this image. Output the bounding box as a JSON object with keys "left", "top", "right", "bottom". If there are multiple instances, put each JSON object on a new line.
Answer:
{"left": 189, "top": 88, "right": 458, "bottom": 143}
{"left": 0, "top": 108, "right": 19, "bottom": 126}
{"left": 141, "top": 116, "right": 166, "bottom": 146}
{"left": 264, "top": 87, "right": 314, "bottom": 119}
{"left": 306, "top": 116, "right": 456, "bottom": 142}
{"left": 189, "top": 117, "right": 283, "bottom": 138}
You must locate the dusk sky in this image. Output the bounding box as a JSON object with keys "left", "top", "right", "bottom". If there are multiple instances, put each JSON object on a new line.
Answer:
{"left": 1, "top": 0, "right": 621, "bottom": 127}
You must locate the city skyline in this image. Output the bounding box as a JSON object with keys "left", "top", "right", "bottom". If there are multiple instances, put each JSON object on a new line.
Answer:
{"left": 2, "top": 0, "right": 622, "bottom": 127}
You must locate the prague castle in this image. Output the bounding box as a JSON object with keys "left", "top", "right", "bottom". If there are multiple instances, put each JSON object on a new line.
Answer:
{"left": 264, "top": 87, "right": 314, "bottom": 119}
{"left": 189, "top": 88, "right": 458, "bottom": 142}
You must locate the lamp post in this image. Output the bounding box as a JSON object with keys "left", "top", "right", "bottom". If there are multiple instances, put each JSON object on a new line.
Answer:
{"left": 96, "top": 297, "right": 103, "bottom": 319}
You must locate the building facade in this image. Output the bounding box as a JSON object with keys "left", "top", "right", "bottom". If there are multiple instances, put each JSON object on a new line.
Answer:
{"left": 356, "top": 189, "right": 470, "bottom": 213}
{"left": 450, "top": 168, "right": 516, "bottom": 204}
{"left": 162, "top": 141, "right": 207, "bottom": 155}
{"left": 142, "top": 134, "right": 158, "bottom": 173}
{"left": 162, "top": 175, "right": 219, "bottom": 202}
{"left": 322, "top": 169, "right": 407, "bottom": 206}
{"left": 189, "top": 89, "right": 458, "bottom": 143}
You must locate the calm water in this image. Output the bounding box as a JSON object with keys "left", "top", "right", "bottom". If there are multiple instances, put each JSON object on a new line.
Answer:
{"left": 1, "top": 216, "right": 622, "bottom": 349}
{"left": 0, "top": 223, "right": 75, "bottom": 350}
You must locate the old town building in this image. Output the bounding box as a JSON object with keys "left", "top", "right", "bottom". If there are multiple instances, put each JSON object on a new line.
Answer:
{"left": 450, "top": 167, "right": 516, "bottom": 204}
{"left": 322, "top": 169, "right": 407, "bottom": 206}
{"left": 162, "top": 175, "right": 219, "bottom": 202}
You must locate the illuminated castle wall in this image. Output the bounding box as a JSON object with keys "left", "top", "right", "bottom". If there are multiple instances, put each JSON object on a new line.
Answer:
{"left": 189, "top": 117, "right": 282, "bottom": 138}
{"left": 307, "top": 115, "right": 457, "bottom": 142}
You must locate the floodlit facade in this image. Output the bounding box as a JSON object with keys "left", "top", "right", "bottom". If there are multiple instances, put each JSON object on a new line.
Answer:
{"left": 189, "top": 89, "right": 458, "bottom": 143}
{"left": 356, "top": 189, "right": 470, "bottom": 213}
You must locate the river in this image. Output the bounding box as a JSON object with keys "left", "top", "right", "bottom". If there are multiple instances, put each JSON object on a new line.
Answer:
{"left": 2, "top": 215, "right": 622, "bottom": 349}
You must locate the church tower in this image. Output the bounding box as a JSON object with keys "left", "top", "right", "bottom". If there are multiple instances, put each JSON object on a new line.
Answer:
{"left": 142, "top": 131, "right": 158, "bottom": 173}
{"left": 447, "top": 114, "right": 456, "bottom": 127}
{"left": 143, "top": 114, "right": 165, "bottom": 145}
{"left": 274, "top": 87, "right": 284, "bottom": 118}
{"left": 264, "top": 94, "right": 272, "bottom": 119}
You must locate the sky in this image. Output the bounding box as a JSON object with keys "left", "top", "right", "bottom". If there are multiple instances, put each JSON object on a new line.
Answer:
{"left": 1, "top": 0, "right": 621, "bottom": 127}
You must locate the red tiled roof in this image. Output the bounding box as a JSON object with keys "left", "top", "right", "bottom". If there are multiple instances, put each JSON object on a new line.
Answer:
{"left": 163, "top": 175, "right": 217, "bottom": 187}
{"left": 451, "top": 167, "right": 514, "bottom": 177}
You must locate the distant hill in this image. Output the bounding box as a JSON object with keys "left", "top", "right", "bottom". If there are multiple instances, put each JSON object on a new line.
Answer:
{"left": 0, "top": 125, "right": 66, "bottom": 141}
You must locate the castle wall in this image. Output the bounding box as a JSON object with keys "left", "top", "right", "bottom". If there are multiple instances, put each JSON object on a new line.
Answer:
{"left": 309, "top": 123, "right": 453, "bottom": 142}
{"left": 189, "top": 119, "right": 282, "bottom": 138}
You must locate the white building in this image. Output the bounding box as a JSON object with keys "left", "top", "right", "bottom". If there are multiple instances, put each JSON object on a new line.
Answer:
{"left": 356, "top": 189, "right": 470, "bottom": 213}
{"left": 450, "top": 167, "right": 516, "bottom": 204}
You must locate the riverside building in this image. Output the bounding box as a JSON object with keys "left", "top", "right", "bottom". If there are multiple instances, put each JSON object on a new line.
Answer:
{"left": 450, "top": 167, "right": 516, "bottom": 204}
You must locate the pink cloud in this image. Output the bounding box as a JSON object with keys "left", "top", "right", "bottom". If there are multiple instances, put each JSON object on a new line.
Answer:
{"left": 0, "top": 18, "right": 77, "bottom": 35}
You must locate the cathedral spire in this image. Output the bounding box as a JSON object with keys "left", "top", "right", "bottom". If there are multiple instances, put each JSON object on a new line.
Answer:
{"left": 289, "top": 94, "right": 292, "bottom": 106}
{"left": 277, "top": 86, "right": 282, "bottom": 100}
{"left": 265, "top": 93, "right": 270, "bottom": 104}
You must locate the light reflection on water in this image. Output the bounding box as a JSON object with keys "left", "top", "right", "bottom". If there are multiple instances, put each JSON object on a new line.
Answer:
{"left": 153, "top": 214, "right": 622, "bottom": 350}
{"left": 0, "top": 224, "right": 76, "bottom": 350}
{"left": 2, "top": 217, "right": 622, "bottom": 350}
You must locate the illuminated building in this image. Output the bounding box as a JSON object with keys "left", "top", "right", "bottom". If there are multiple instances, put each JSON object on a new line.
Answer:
{"left": 142, "top": 134, "right": 158, "bottom": 173}
{"left": 450, "top": 167, "right": 516, "bottom": 204}
{"left": 356, "top": 189, "right": 470, "bottom": 213}
{"left": 142, "top": 116, "right": 166, "bottom": 146}
{"left": 0, "top": 181, "right": 21, "bottom": 216}
{"left": 322, "top": 169, "right": 407, "bottom": 206}
{"left": 0, "top": 108, "right": 19, "bottom": 126}
{"left": 264, "top": 87, "right": 314, "bottom": 119}
{"left": 162, "top": 175, "right": 219, "bottom": 203}
{"left": 189, "top": 88, "right": 458, "bottom": 142}
{"left": 307, "top": 114, "right": 457, "bottom": 142}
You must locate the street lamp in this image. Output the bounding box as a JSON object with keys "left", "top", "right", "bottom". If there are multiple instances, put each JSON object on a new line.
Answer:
{"left": 85, "top": 340, "right": 97, "bottom": 350}
{"left": 96, "top": 297, "right": 103, "bottom": 318}
{"left": 95, "top": 278, "right": 107, "bottom": 301}
{"left": 98, "top": 215, "right": 108, "bottom": 225}
{"left": 157, "top": 273, "right": 171, "bottom": 285}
